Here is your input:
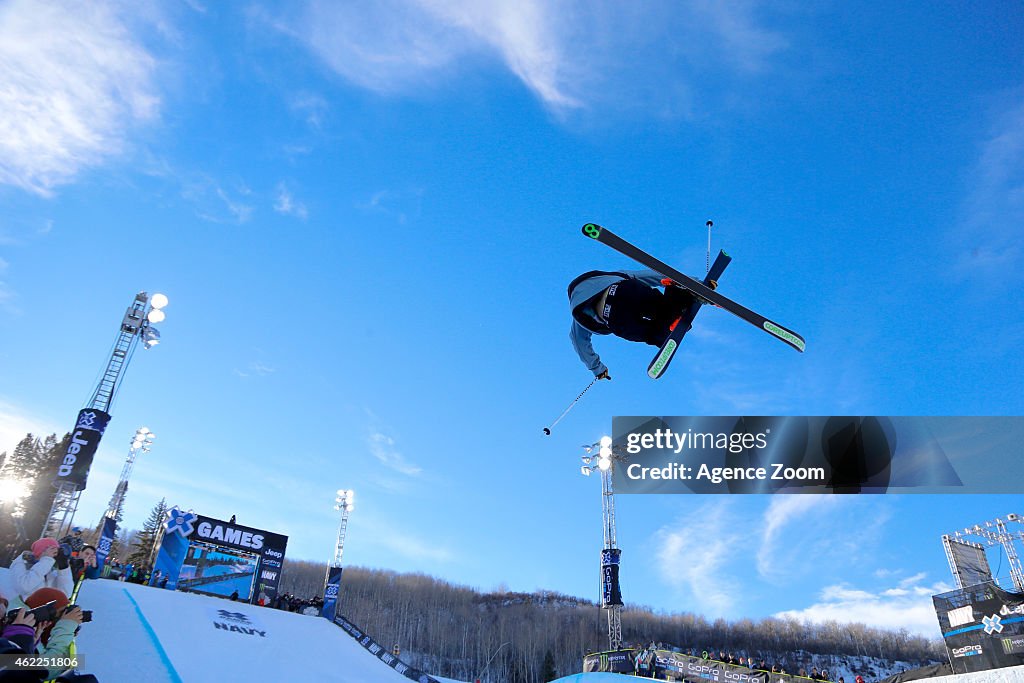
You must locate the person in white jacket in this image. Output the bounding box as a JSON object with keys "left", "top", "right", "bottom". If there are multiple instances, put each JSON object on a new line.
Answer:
{"left": 7, "top": 537, "right": 74, "bottom": 599}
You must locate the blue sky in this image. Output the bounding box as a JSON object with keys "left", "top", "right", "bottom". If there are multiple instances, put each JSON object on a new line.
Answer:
{"left": 1, "top": 0, "right": 1022, "bottom": 638}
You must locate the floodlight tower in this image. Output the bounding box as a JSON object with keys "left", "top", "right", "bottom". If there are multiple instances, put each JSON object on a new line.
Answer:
{"left": 331, "top": 489, "right": 356, "bottom": 566}
{"left": 44, "top": 292, "right": 168, "bottom": 539}
{"left": 99, "top": 427, "right": 155, "bottom": 527}
{"left": 581, "top": 436, "right": 625, "bottom": 651}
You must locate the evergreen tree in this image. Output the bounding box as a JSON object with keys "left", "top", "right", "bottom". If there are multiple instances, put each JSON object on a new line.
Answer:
{"left": 128, "top": 498, "right": 168, "bottom": 567}
{"left": 21, "top": 433, "right": 71, "bottom": 540}
{"left": 541, "top": 650, "right": 558, "bottom": 682}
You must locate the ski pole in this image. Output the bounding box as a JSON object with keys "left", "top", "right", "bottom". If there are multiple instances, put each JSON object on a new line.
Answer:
{"left": 543, "top": 377, "right": 599, "bottom": 435}
{"left": 706, "top": 219, "right": 713, "bottom": 275}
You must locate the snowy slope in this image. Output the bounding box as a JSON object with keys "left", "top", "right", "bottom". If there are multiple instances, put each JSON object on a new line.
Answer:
{"left": 69, "top": 577, "right": 433, "bottom": 682}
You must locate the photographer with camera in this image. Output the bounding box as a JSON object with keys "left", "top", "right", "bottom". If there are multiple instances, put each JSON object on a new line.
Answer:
{"left": 2, "top": 587, "right": 92, "bottom": 682}
{"left": 7, "top": 540, "right": 73, "bottom": 600}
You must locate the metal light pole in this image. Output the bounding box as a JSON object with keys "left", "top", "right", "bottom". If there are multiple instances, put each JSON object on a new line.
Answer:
{"left": 331, "top": 489, "right": 355, "bottom": 566}
{"left": 322, "top": 489, "right": 355, "bottom": 621}
{"left": 100, "top": 427, "right": 155, "bottom": 527}
{"left": 581, "top": 436, "right": 625, "bottom": 651}
{"left": 43, "top": 291, "right": 168, "bottom": 540}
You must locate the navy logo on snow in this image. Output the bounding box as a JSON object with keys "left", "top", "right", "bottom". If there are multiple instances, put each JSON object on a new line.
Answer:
{"left": 217, "top": 610, "right": 250, "bottom": 623}
{"left": 984, "top": 614, "right": 1004, "bottom": 634}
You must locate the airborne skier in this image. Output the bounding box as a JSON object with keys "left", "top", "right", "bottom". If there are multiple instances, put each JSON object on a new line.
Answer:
{"left": 568, "top": 269, "right": 705, "bottom": 379}
{"left": 570, "top": 222, "right": 804, "bottom": 380}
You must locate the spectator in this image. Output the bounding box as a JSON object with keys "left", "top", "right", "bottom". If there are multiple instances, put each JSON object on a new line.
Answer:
{"left": 70, "top": 545, "right": 100, "bottom": 585}
{"left": 855, "top": 676, "right": 865, "bottom": 683}
{"left": 159, "top": 574, "right": 169, "bottom": 589}
{"left": 58, "top": 528, "right": 86, "bottom": 555}
{"left": 6, "top": 587, "right": 83, "bottom": 681}
{"left": 230, "top": 590, "right": 239, "bottom": 601}
{"left": 7, "top": 539, "right": 74, "bottom": 599}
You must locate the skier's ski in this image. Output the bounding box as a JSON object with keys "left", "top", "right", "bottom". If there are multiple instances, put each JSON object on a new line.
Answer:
{"left": 648, "top": 249, "right": 732, "bottom": 379}
{"left": 582, "top": 223, "right": 806, "bottom": 353}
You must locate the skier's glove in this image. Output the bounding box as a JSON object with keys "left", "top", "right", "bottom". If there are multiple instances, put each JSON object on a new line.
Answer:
{"left": 597, "top": 369, "right": 611, "bottom": 381}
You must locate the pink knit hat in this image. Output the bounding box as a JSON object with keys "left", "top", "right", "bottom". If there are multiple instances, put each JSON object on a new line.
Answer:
{"left": 31, "top": 538, "right": 59, "bottom": 557}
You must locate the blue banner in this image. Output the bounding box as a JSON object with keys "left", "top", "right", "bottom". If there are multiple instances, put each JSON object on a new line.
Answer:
{"left": 321, "top": 566, "right": 343, "bottom": 620}
{"left": 96, "top": 516, "right": 117, "bottom": 572}
{"left": 152, "top": 507, "right": 198, "bottom": 591}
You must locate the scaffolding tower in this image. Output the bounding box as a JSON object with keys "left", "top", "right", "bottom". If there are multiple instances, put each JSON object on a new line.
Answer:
{"left": 943, "top": 513, "right": 1024, "bottom": 592}
{"left": 43, "top": 292, "right": 166, "bottom": 540}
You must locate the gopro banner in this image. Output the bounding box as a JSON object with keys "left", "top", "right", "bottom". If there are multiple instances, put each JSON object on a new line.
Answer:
{"left": 611, "top": 416, "right": 1024, "bottom": 494}
{"left": 334, "top": 614, "right": 440, "bottom": 683}
{"left": 96, "top": 516, "right": 117, "bottom": 572}
{"left": 601, "top": 549, "right": 623, "bottom": 607}
{"left": 321, "top": 566, "right": 343, "bottom": 620}
{"left": 53, "top": 409, "right": 111, "bottom": 491}
{"left": 934, "top": 582, "right": 1024, "bottom": 674}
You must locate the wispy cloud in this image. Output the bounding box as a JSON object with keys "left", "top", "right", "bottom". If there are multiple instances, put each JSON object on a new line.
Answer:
{"left": 0, "top": 0, "right": 161, "bottom": 196}
{"left": 368, "top": 431, "right": 423, "bottom": 476}
{"left": 288, "top": 93, "right": 328, "bottom": 130}
{"left": 953, "top": 93, "right": 1024, "bottom": 283}
{"left": 270, "top": 0, "right": 788, "bottom": 117}
{"left": 758, "top": 496, "right": 841, "bottom": 578}
{"left": 654, "top": 500, "right": 743, "bottom": 616}
{"left": 355, "top": 188, "right": 423, "bottom": 224}
{"left": 233, "top": 361, "right": 276, "bottom": 378}
{"left": 274, "top": 183, "right": 309, "bottom": 219}
{"left": 774, "top": 575, "right": 954, "bottom": 637}
{"left": 175, "top": 173, "right": 254, "bottom": 225}
{"left": 757, "top": 496, "right": 892, "bottom": 584}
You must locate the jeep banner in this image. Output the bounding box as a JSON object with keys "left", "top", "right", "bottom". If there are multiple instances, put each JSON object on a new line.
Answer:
{"left": 52, "top": 409, "right": 111, "bottom": 490}
{"left": 584, "top": 649, "right": 807, "bottom": 683}
{"left": 601, "top": 548, "right": 623, "bottom": 607}
{"left": 933, "top": 581, "right": 1024, "bottom": 674}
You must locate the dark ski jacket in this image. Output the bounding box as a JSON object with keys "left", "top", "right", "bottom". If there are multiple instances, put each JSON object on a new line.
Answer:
{"left": 568, "top": 268, "right": 663, "bottom": 376}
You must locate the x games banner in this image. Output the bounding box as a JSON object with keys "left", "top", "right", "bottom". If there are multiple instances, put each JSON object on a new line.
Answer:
{"left": 934, "top": 582, "right": 1024, "bottom": 674}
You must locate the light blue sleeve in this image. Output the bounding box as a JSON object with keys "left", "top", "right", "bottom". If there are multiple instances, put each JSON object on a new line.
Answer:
{"left": 570, "top": 322, "right": 608, "bottom": 377}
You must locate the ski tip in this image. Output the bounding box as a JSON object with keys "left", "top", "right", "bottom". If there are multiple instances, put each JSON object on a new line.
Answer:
{"left": 581, "top": 223, "right": 603, "bottom": 239}
{"left": 763, "top": 321, "right": 806, "bottom": 352}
